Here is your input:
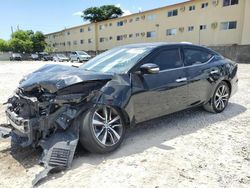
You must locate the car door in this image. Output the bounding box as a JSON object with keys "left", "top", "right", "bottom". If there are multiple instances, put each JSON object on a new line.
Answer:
{"left": 183, "top": 46, "right": 218, "bottom": 106}
{"left": 131, "top": 46, "right": 189, "bottom": 123}
{"left": 71, "top": 52, "right": 76, "bottom": 61}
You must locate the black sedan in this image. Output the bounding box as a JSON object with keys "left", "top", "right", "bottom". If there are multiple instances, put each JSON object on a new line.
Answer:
{"left": 38, "top": 52, "right": 53, "bottom": 61}
{"left": 3, "top": 43, "right": 238, "bottom": 170}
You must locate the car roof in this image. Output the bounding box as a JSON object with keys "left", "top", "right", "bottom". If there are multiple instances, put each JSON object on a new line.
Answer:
{"left": 119, "top": 42, "right": 219, "bottom": 55}
{"left": 120, "top": 42, "right": 205, "bottom": 48}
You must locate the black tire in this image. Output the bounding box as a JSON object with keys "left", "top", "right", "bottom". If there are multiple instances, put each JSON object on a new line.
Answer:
{"left": 79, "top": 105, "right": 126, "bottom": 153}
{"left": 203, "top": 81, "right": 230, "bottom": 113}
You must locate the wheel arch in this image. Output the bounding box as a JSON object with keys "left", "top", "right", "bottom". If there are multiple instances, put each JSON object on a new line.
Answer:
{"left": 115, "top": 107, "right": 132, "bottom": 128}
{"left": 222, "top": 79, "right": 232, "bottom": 96}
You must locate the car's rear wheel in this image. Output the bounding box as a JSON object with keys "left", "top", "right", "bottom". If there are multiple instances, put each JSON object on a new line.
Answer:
{"left": 79, "top": 105, "right": 126, "bottom": 153}
{"left": 203, "top": 81, "right": 230, "bottom": 113}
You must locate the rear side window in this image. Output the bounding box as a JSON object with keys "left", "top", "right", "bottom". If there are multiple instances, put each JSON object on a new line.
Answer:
{"left": 184, "top": 48, "right": 213, "bottom": 66}
{"left": 151, "top": 48, "right": 182, "bottom": 70}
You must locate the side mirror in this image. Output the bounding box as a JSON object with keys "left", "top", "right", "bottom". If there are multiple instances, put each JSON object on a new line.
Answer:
{"left": 139, "top": 63, "right": 160, "bottom": 74}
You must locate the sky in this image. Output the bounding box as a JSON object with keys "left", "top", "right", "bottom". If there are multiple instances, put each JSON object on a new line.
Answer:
{"left": 0, "top": 0, "right": 186, "bottom": 40}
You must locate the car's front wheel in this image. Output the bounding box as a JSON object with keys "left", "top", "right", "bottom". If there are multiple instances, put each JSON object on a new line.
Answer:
{"left": 203, "top": 81, "right": 230, "bottom": 113}
{"left": 79, "top": 105, "right": 126, "bottom": 153}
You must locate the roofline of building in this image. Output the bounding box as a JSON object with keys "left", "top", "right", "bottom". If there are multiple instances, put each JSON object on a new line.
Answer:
{"left": 45, "top": 0, "right": 193, "bottom": 36}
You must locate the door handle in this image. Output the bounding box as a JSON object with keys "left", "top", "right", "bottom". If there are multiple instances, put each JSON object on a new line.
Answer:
{"left": 176, "top": 77, "right": 187, "bottom": 83}
{"left": 210, "top": 70, "right": 219, "bottom": 74}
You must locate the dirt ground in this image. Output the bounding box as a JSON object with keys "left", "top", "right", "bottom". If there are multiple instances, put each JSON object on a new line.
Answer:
{"left": 0, "top": 61, "right": 249, "bottom": 188}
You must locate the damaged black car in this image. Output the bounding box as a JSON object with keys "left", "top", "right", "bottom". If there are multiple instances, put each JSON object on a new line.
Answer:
{"left": 1, "top": 43, "right": 238, "bottom": 184}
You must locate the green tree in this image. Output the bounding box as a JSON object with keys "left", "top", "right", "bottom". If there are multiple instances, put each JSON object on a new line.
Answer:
{"left": 30, "top": 31, "right": 46, "bottom": 52}
{"left": 9, "top": 30, "right": 33, "bottom": 53}
{"left": 44, "top": 45, "right": 54, "bottom": 53}
{"left": 0, "top": 39, "right": 10, "bottom": 52}
{"left": 8, "top": 30, "right": 46, "bottom": 53}
{"left": 82, "top": 5, "right": 123, "bottom": 22}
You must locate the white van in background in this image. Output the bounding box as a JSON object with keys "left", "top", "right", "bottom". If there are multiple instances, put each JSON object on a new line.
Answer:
{"left": 70, "top": 51, "right": 91, "bottom": 62}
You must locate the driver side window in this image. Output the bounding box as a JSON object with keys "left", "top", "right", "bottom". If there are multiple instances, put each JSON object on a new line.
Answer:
{"left": 151, "top": 48, "right": 182, "bottom": 71}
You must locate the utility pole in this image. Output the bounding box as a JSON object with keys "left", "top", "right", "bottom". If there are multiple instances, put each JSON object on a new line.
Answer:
{"left": 11, "top": 26, "right": 14, "bottom": 35}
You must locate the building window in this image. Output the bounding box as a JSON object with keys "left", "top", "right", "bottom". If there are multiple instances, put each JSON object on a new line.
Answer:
{"left": 135, "top": 17, "right": 140, "bottom": 21}
{"left": 188, "top": 26, "right": 194, "bottom": 32}
{"left": 99, "top": 25, "right": 105, "bottom": 30}
{"left": 129, "top": 18, "right": 133, "bottom": 23}
{"left": 201, "top": 2, "right": 209, "bottom": 8}
{"left": 147, "top": 14, "right": 156, "bottom": 21}
{"left": 166, "top": 29, "right": 177, "bottom": 36}
{"left": 117, "top": 21, "right": 124, "bottom": 27}
{"left": 129, "top": 34, "right": 133, "bottom": 38}
{"left": 73, "top": 41, "right": 77, "bottom": 45}
{"left": 67, "top": 31, "right": 70, "bottom": 35}
{"left": 109, "top": 36, "right": 113, "bottom": 40}
{"left": 67, "top": 41, "right": 71, "bottom": 46}
{"left": 189, "top": 5, "right": 195, "bottom": 11}
{"left": 100, "top": 38, "right": 105, "bottom": 43}
{"left": 167, "top": 9, "right": 178, "bottom": 17}
{"left": 117, "top": 35, "right": 123, "bottom": 41}
{"left": 135, "top": 33, "right": 140, "bottom": 37}
{"left": 146, "top": 31, "right": 156, "bottom": 38}
{"left": 200, "top": 25, "right": 207, "bottom": 30}
{"left": 80, "top": 28, "right": 84, "bottom": 33}
{"left": 223, "top": 0, "right": 239, "bottom": 7}
{"left": 88, "top": 27, "right": 92, "bottom": 32}
{"left": 109, "top": 23, "right": 112, "bottom": 27}
{"left": 88, "top": 39, "right": 93, "bottom": 43}
{"left": 80, "top": 40, "right": 84, "bottom": 44}
{"left": 220, "top": 21, "right": 237, "bottom": 30}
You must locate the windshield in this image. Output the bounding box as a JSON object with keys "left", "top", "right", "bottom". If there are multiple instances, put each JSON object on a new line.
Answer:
{"left": 57, "top": 54, "right": 66, "bottom": 58}
{"left": 77, "top": 51, "right": 88, "bottom": 55}
{"left": 80, "top": 46, "right": 153, "bottom": 74}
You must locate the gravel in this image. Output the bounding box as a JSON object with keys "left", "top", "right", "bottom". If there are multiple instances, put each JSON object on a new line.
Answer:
{"left": 0, "top": 61, "right": 249, "bottom": 188}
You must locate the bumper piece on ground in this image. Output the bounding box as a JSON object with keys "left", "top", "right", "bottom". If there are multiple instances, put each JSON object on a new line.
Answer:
{"left": 32, "top": 126, "right": 79, "bottom": 187}
{"left": 0, "top": 125, "right": 11, "bottom": 139}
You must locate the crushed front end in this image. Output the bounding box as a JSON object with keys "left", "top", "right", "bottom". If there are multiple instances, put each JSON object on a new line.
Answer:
{"left": 0, "top": 64, "right": 127, "bottom": 186}
{"left": 3, "top": 86, "right": 93, "bottom": 186}
{"left": 5, "top": 88, "right": 84, "bottom": 147}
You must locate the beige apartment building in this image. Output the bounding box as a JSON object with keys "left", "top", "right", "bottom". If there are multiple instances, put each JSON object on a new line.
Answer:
{"left": 45, "top": 0, "right": 250, "bottom": 53}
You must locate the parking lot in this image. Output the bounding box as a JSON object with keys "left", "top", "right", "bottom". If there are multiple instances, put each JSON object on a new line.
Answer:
{"left": 0, "top": 61, "right": 249, "bottom": 188}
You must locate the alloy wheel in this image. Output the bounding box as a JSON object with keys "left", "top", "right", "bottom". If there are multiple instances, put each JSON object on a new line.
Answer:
{"left": 214, "top": 84, "right": 229, "bottom": 111}
{"left": 91, "top": 106, "right": 123, "bottom": 146}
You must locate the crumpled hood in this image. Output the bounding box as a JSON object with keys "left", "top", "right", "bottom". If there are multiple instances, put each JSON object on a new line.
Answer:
{"left": 19, "top": 64, "right": 113, "bottom": 93}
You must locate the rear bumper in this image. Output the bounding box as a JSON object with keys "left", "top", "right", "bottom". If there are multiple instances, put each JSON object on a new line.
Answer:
{"left": 79, "top": 57, "right": 91, "bottom": 61}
